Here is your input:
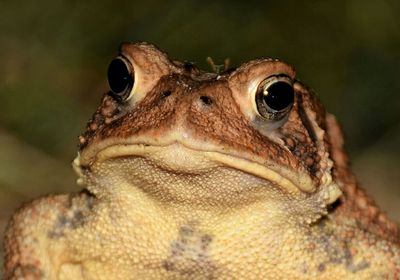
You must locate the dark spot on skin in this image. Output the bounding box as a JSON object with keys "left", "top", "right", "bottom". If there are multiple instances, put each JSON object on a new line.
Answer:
{"left": 318, "top": 263, "right": 326, "bottom": 272}
{"left": 48, "top": 191, "right": 94, "bottom": 239}
{"left": 343, "top": 244, "right": 370, "bottom": 272}
{"left": 200, "top": 96, "right": 213, "bottom": 106}
{"left": 201, "top": 234, "right": 212, "bottom": 248}
{"left": 72, "top": 211, "right": 84, "bottom": 228}
{"left": 312, "top": 225, "right": 370, "bottom": 274}
{"left": 48, "top": 211, "right": 84, "bottom": 239}
{"left": 179, "top": 224, "right": 194, "bottom": 236}
{"left": 163, "top": 223, "right": 217, "bottom": 279}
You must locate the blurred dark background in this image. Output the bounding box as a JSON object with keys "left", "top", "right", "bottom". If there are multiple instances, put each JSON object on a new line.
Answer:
{"left": 1, "top": 0, "right": 399, "bottom": 273}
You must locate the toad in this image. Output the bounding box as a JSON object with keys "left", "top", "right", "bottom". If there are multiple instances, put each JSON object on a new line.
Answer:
{"left": 4, "top": 42, "right": 400, "bottom": 279}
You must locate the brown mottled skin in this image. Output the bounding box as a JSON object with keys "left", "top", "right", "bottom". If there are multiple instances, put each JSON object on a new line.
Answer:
{"left": 4, "top": 42, "right": 400, "bottom": 279}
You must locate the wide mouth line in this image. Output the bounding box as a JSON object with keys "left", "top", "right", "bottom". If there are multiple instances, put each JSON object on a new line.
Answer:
{"left": 78, "top": 141, "right": 315, "bottom": 194}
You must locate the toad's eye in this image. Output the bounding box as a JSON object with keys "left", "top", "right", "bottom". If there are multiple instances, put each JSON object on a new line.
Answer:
{"left": 255, "top": 75, "right": 294, "bottom": 120}
{"left": 107, "top": 57, "right": 134, "bottom": 99}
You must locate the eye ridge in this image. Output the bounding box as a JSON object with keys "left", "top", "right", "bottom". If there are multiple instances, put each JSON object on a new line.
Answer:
{"left": 256, "top": 75, "right": 294, "bottom": 121}
{"left": 107, "top": 56, "right": 134, "bottom": 99}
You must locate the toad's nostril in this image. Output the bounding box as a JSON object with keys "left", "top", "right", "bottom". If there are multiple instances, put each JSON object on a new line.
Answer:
{"left": 200, "top": 96, "right": 213, "bottom": 106}
{"left": 161, "top": 90, "right": 172, "bottom": 98}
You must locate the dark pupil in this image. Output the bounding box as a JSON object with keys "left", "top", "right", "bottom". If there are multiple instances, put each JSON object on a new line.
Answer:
{"left": 107, "top": 59, "right": 132, "bottom": 95}
{"left": 264, "top": 81, "right": 294, "bottom": 111}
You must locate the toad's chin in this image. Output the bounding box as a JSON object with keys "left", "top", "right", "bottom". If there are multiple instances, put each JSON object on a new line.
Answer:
{"left": 74, "top": 141, "right": 339, "bottom": 200}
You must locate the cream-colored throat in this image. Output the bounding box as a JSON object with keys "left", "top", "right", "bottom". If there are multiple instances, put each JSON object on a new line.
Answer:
{"left": 83, "top": 155, "right": 283, "bottom": 208}
{"left": 78, "top": 144, "right": 330, "bottom": 226}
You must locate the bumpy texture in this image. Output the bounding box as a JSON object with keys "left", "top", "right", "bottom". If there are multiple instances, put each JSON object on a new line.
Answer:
{"left": 4, "top": 42, "right": 400, "bottom": 279}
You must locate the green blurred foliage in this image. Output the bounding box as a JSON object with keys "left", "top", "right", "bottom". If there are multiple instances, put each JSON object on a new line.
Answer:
{"left": 0, "top": 0, "right": 399, "bottom": 271}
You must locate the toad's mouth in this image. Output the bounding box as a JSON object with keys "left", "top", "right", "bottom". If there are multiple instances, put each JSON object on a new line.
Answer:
{"left": 75, "top": 140, "right": 320, "bottom": 194}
